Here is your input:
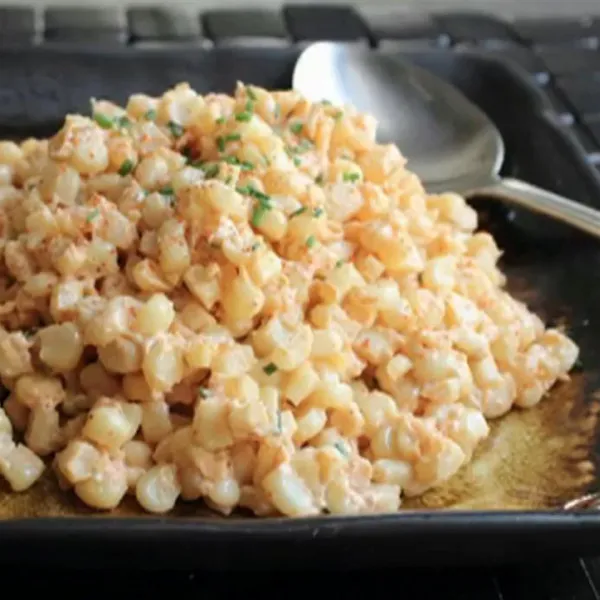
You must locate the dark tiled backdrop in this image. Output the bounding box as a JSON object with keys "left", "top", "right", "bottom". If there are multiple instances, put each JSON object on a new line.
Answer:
{"left": 1, "top": 4, "right": 599, "bottom": 169}
{"left": 1, "top": 3, "right": 600, "bottom": 596}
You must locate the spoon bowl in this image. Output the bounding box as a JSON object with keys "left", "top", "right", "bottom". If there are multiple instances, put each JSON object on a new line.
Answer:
{"left": 292, "top": 42, "right": 600, "bottom": 239}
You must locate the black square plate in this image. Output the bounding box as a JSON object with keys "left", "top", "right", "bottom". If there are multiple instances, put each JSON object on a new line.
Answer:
{"left": 1, "top": 46, "right": 600, "bottom": 569}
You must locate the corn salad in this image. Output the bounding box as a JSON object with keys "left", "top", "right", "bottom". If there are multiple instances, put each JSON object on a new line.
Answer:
{"left": 0, "top": 82, "right": 579, "bottom": 516}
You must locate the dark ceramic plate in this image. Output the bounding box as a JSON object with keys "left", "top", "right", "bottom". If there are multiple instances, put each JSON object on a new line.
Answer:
{"left": 0, "top": 46, "right": 600, "bottom": 569}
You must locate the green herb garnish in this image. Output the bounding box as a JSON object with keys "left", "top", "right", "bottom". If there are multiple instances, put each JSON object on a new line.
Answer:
{"left": 334, "top": 111, "right": 343, "bottom": 121}
{"left": 305, "top": 235, "right": 316, "bottom": 249}
{"left": 215, "top": 117, "right": 226, "bottom": 125}
{"left": 247, "top": 87, "right": 257, "bottom": 101}
{"left": 293, "top": 139, "right": 313, "bottom": 154}
{"left": 315, "top": 174, "right": 324, "bottom": 185}
{"left": 202, "top": 164, "right": 220, "bottom": 179}
{"left": 223, "top": 156, "right": 254, "bottom": 170}
{"left": 217, "top": 133, "right": 241, "bottom": 152}
{"left": 274, "top": 103, "right": 281, "bottom": 120}
{"left": 251, "top": 203, "right": 269, "bottom": 227}
{"left": 168, "top": 121, "right": 184, "bottom": 138}
{"left": 290, "top": 122, "right": 303, "bottom": 134}
{"left": 118, "top": 159, "right": 135, "bottom": 177}
{"left": 116, "top": 115, "right": 131, "bottom": 129}
{"left": 313, "top": 207, "right": 324, "bottom": 218}
{"left": 251, "top": 242, "right": 260, "bottom": 251}
{"left": 290, "top": 206, "right": 307, "bottom": 218}
{"left": 292, "top": 156, "right": 301, "bottom": 167}
{"left": 263, "top": 362, "right": 278, "bottom": 375}
{"left": 236, "top": 185, "right": 270, "bottom": 203}
{"left": 86, "top": 209, "right": 100, "bottom": 223}
{"left": 343, "top": 172, "right": 360, "bottom": 183}
{"left": 144, "top": 109, "right": 157, "bottom": 121}
{"left": 93, "top": 113, "right": 114, "bottom": 129}
{"left": 238, "top": 184, "right": 273, "bottom": 227}
{"left": 159, "top": 185, "right": 174, "bottom": 196}
{"left": 235, "top": 112, "right": 252, "bottom": 122}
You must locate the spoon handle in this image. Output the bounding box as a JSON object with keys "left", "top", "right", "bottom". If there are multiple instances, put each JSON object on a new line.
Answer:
{"left": 474, "top": 177, "right": 600, "bottom": 239}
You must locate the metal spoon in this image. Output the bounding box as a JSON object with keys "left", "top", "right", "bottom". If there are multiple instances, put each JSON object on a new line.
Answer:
{"left": 292, "top": 42, "right": 600, "bottom": 239}
{"left": 294, "top": 42, "right": 600, "bottom": 512}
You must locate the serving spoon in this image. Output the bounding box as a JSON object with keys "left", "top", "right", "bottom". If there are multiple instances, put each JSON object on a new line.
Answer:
{"left": 292, "top": 42, "right": 600, "bottom": 239}
{"left": 294, "top": 42, "right": 600, "bottom": 511}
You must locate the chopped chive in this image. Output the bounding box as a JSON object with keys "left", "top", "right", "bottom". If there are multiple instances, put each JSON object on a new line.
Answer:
{"left": 223, "top": 156, "right": 254, "bottom": 170}
{"left": 274, "top": 104, "right": 281, "bottom": 120}
{"left": 335, "top": 259, "right": 344, "bottom": 268}
{"left": 313, "top": 207, "right": 324, "bottom": 218}
{"left": 334, "top": 441, "right": 348, "bottom": 456}
{"left": 245, "top": 99, "right": 254, "bottom": 112}
{"left": 203, "top": 164, "right": 220, "bottom": 179}
{"left": 334, "top": 111, "right": 343, "bottom": 121}
{"left": 236, "top": 185, "right": 270, "bottom": 203}
{"left": 251, "top": 242, "right": 260, "bottom": 251}
{"left": 306, "top": 235, "right": 316, "bottom": 249}
{"left": 235, "top": 112, "right": 252, "bottom": 122}
{"left": 263, "top": 362, "right": 278, "bottom": 375}
{"left": 118, "top": 159, "right": 135, "bottom": 177}
{"left": 290, "top": 122, "right": 303, "bottom": 134}
{"left": 86, "top": 208, "right": 100, "bottom": 223}
{"left": 293, "top": 139, "right": 313, "bottom": 154}
{"left": 290, "top": 206, "right": 307, "bottom": 218}
{"left": 315, "top": 174, "right": 324, "bottom": 185}
{"left": 159, "top": 185, "right": 174, "bottom": 196}
{"left": 321, "top": 99, "right": 332, "bottom": 105}
{"left": 144, "top": 109, "right": 157, "bottom": 121}
{"left": 251, "top": 203, "right": 269, "bottom": 227}
{"left": 198, "top": 386, "right": 211, "bottom": 398}
{"left": 217, "top": 133, "right": 241, "bottom": 152}
{"left": 168, "top": 121, "right": 184, "bottom": 138}
{"left": 292, "top": 156, "right": 301, "bottom": 167}
{"left": 116, "top": 115, "right": 131, "bottom": 129}
{"left": 247, "top": 87, "right": 257, "bottom": 101}
{"left": 343, "top": 172, "right": 360, "bottom": 183}
{"left": 93, "top": 113, "right": 114, "bottom": 129}
{"left": 215, "top": 117, "right": 226, "bottom": 125}
{"left": 224, "top": 176, "right": 233, "bottom": 185}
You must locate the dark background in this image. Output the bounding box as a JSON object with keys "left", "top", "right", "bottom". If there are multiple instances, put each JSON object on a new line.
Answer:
{"left": 1, "top": 4, "right": 600, "bottom": 596}
{"left": 3, "top": 561, "right": 600, "bottom": 597}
